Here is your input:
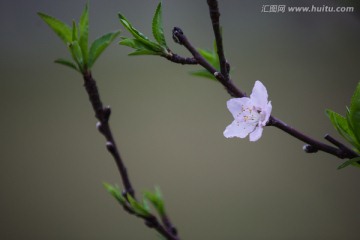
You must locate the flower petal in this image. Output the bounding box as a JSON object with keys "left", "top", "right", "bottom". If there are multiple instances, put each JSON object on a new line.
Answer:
{"left": 261, "top": 101, "right": 272, "bottom": 126}
{"left": 223, "top": 120, "right": 256, "bottom": 138}
{"left": 227, "top": 98, "right": 251, "bottom": 120}
{"left": 249, "top": 126, "right": 263, "bottom": 141}
{"left": 250, "top": 80, "right": 268, "bottom": 109}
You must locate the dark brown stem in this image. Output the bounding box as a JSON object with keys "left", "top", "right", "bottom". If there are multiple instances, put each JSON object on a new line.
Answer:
{"left": 172, "top": 27, "right": 245, "bottom": 98}
{"left": 82, "top": 70, "right": 179, "bottom": 240}
{"left": 207, "top": 0, "right": 229, "bottom": 79}
{"left": 164, "top": 52, "right": 198, "bottom": 65}
{"left": 83, "top": 71, "right": 134, "bottom": 197}
{"left": 171, "top": 27, "right": 359, "bottom": 161}
{"left": 268, "top": 117, "right": 358, "bottom": 159}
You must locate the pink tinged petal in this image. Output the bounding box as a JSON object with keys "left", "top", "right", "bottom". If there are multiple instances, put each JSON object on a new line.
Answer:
{"left": 223, "top": 120, "right": 256, "bottom": 138}
{"left": 263, "top": 101, "right": 272, "bottom": 126}
{"left": 250, "top": 80, "right": 268, "bottom": 109}
{"left": 227, "top": 98, "right": 251, "bottom": 120}
{"left": 249, "top": 126, "right": 263, "bottom": 142}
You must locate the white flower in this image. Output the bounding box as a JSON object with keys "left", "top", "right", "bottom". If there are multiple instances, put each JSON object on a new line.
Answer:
{"left": 223, "top": 80, "right": 272, "bottom": 141}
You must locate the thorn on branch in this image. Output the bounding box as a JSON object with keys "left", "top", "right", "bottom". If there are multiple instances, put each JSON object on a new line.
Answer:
{"left": 303, "top": 144, "right": 318, "bottom": 153}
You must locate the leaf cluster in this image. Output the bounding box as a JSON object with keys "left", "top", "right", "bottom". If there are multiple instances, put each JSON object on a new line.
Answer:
{"left": 327, "top": 82, "right": 360, "bottom": 169}
{"left": 118, "top": 2, "right": 169, "bottom": 56}
{"left": 103, "top": 183, "right": 166, "bottom": 218}
{"left": 38, "top": 3, "right": 120, "bottom": 73}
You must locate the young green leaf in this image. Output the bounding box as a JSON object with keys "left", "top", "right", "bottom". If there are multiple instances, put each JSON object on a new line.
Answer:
{"left": 118, "top": 13, "right": 165, "bottom": 55}
{"left": 78, "top": 2, "right": 89, "bottom": 67}
{"left": 144, "top": 188, "right": 165, "bottom": 216}
{"left": 349, "top": 82, "right": 360, "bottom": 144}
{"left": 119, "top": 38, "right": 161, "bottom": 56}
{"left": 128, "top": 49, "right": 162, "bottom": 56}
{"left": 68, "top": 41, "right": 84, "bottom": 71}
{"left": 88, "top": 31, "right": 120, "bottom": 68}
{"left": 54, "top": 58, "right": 79, "bottom": 72}
{"left": 337, "top": 157, "right": 360, "bottom": 170}
{"left": 72, "top": 21, "right": 78, "bottom": 41}
{"left": 103, "top": 182, "right": 126, "bottom": 205}
{"left": 118, "top": 14, "right": 149, "bottom": 41}
{"left": 127, "top": 194, "right": 151, "bottom": 217}
{"left": 38, "top": 12, "right": 72, "bottom": 44}
{"left": 326, "top": 109, "right": 359, "bottom": 148}
{"left": 190, "top": 70, "right": 217, "bottom": 81}
{"left": 198, "top": 48, "right": 217, "bottom": 66}
{"left": 190, "top": 41, "right": 221, "bottom": 81}
{"left": 152, "top": 2, "right": 167, "bottom": 47}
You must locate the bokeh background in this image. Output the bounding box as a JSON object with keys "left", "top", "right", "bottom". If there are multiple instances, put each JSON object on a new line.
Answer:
{"left": 1, "top": 0, "right": 360, "bottom": 239}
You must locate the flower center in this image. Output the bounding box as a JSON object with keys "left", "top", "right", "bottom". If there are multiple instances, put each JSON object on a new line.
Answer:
{"left": 237, "top": 105, "right": 261, "bottom": 124}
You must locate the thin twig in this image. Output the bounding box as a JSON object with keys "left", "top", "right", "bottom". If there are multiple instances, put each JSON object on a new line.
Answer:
{"left": 172, "top": 27, "right": 245, "bottom": 98}
{"left": 207, "top": 0, "right": 229, "bottom": 79}
{"left": 164, "top": 52, "right": 198, "bottom": 65}
{"left": 83, "top": 71, "right": 134, "bottom": 197}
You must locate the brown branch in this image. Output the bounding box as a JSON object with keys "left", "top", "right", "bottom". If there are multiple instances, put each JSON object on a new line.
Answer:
{"left": 171, "top": 26, "right": 359, "bottom": 161}
{"left": 82, "top": 70, "right": 179, "bottom": 240}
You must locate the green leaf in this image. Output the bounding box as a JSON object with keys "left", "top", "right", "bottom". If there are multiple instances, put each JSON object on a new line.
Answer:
{"left": 88, "top": 31, "right": 120, "bottom": 68}
{"left": 144, "top": 187, "right": 165, "bottom": 216}
{"left": 191, "top": 41, "right": 221, "bottom": 81}
{"left": 190, "top": 70, "right": 217, "bottom": 81}
{"left": 128, "top": 49, "right": 162, "bottom": 56}
{"left": 38, "top": 12, "right": 72, "bottom": 44}
{"left": 118, "top": 13, "right": 164, "bottom": 53}
{"left": 78, "top": 2, "right": 89, "bottom": 67}
{"left": 103, "top": 182, "right": 126, "bottom": 205}
{"left": 349, "top": 82, "right": 360, "bottom": 144}
{"left": 72, "top": 21, "right": 78, "bottom": 41}
{"left": 68, "top": 41, "right": 84, "bottom": 71}
{"left": 119, "top": 38, "right": 154, "bottom": 51}
{"left": 118, "top": 14, "right": 149, "bottom": 41}
{"left": 326, "top": 109, "right": 359, "bottom": 148}
{"left": 337, "top": 157, "right": 360, "bottom": 170}
{"left": 54, "top": 58, "right": 79, "bottom": 72}
{"left": 127, "top": 194, "right": 151, "bottom": 217}
{"left": 152, "top": 2, "right": 167, "bottom": 47}
{"left": 198, "top": 48, "right": 217, "bottom": 65}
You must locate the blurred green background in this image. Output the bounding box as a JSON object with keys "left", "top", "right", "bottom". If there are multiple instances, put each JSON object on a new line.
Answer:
{"left": 1, "top": 0, "right": 360, "bottom": 239}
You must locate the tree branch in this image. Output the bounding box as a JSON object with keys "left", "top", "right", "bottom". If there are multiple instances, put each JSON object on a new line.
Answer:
{"left": 83, "top": 71, "right": 134, "bottom": 197}
{"left": 171, "top": 27, "right": 359, "bottom": 161}
{"left": 82, "top": 71, "right": 179, "bottom": 240}
{"left": 207, "top": 0, "right": 229, "bottom": 79}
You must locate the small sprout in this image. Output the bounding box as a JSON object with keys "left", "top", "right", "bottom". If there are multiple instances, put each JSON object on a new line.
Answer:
{"left": 144, "top": 187, "right": 165, "bottom": 217}
{"left": 103, "top": 182, "right": 126, "bottom": 205}
{"left": 127, "top": 194, "right": 151, "bottom": 217}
